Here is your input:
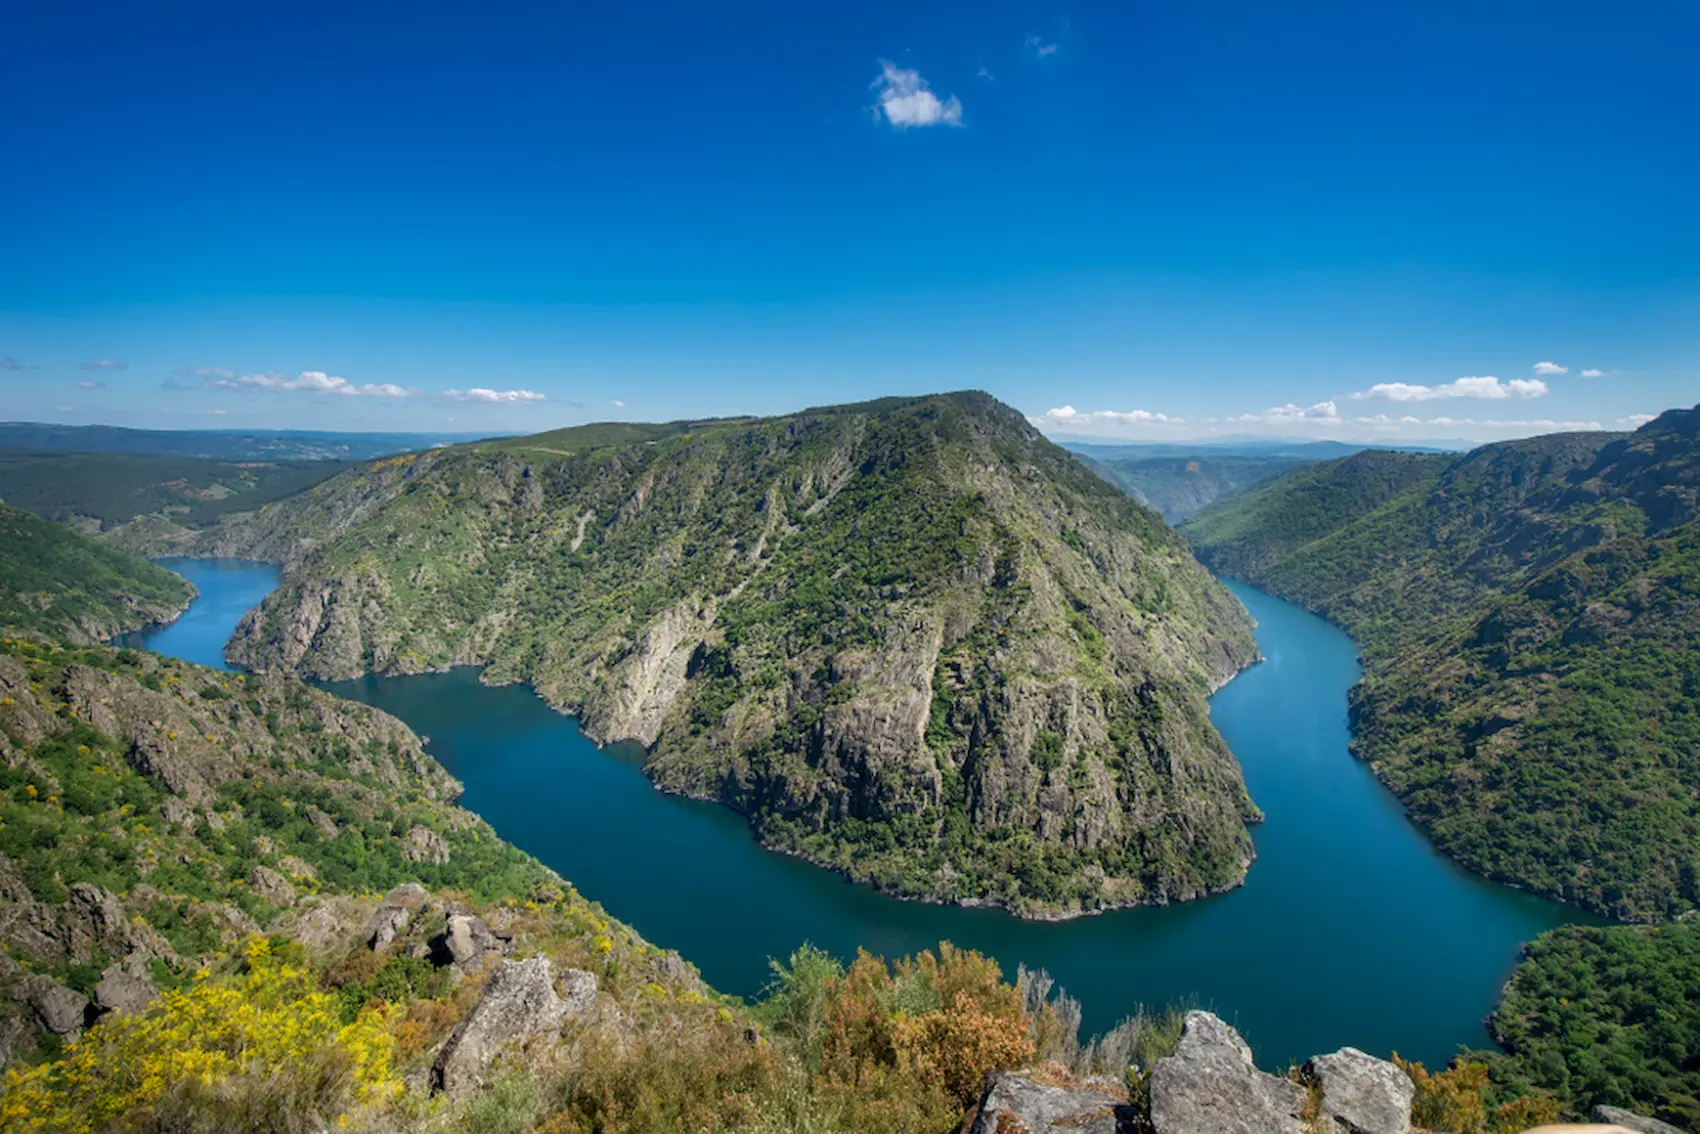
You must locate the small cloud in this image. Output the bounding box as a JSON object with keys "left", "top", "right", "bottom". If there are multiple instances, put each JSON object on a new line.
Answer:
{"left": 1621, "top": 413, "right": 1657, "bottom": 428}
{"left": 175, "top": 366, "right": 235, "bottom": 380}
{"left": 1025, "top": 33, "right": 1060, "bottom": 57}
{"left": 872, "top": 61, "right": 963, "bottom": 129}
{"left": 443, "top": 388, "right": 548, "bottom": 403}
{"left": 80, "top": 359, "right": 126, "bottom": 371}
{"left": 975, "top": 62, "right": 994, "bottom": 80}
{"left": 0, "top": 357, "right": 22, "bottom": 370}
{"left": 1532, "top": 361, "right": 1568, "bottom": 376}
{"left": 76, "top": 380, "right": 105, "bottom": 390}
{"left": 1349, "top": 376, "right": 1547, "bottom": 402}
{"left": 206, "top": 370, "right": 412, "bottom": 397}
{"left": 611, "top": 399, "right": 627, "bottom": 409}
{"left": 1038, "top": 406, "right": 1185, "bottom": 428}
{"left": 1581, "top": 368, "right": 1604, "bottom": 378}
{"left": 1235, "top": 401, "right": 1342, "bottom": 424}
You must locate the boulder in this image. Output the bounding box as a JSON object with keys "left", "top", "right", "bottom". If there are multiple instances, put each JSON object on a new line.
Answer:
{"left": 305, "top": 805, "right": 340, "bottom": 841}
{"left": 433, "top": 914, "right": 512, "bottom": 972}
{"left": 283, "top": 898, "right": 368, "bottom": 953}
{"left": 17, "top": 975, "right": 88, "bottom": 1035}
{"left": 401, "top": 825, "right": 451, "bottom": 865}
{"left": 970, "top": 1069, "right": 1132, "bottom": 1133}
{"left": 1592, "top": 1105, "right": 1688, "bottom": 1134}
{"left": 248, "top": 865, "right": 296, "bottom": 908}
{"left": 1148, "top": 1012, "right": 1306, "bottom": 1134}
{"left": 160, "top": 796, "right": 194, "bottom": 829}
{"left": 432, "top": 957, "right": 593, "bottom": 1098}
{"left": 1303, "top": 1048, "right": 1413, "bottom": 1134}
{"left": 93, "top": 966, "right": 158, "bottom": 1017}
{"left": 368, "top": 883, "right": 428, "bottom": 950}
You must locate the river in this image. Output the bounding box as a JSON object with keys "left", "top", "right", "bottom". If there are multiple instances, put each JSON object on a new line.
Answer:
{"left": 128, "top": 557, "right": 1588, "bottom": 1069}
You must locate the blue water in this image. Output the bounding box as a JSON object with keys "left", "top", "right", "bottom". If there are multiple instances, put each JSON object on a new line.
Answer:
{"left": 131, "top": 560, "right": 1589, "bottom": 1068}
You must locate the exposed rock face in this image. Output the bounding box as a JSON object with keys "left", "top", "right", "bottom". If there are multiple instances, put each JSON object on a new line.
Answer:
{"left": 1304, "top": 1047, "right": 1413, "bottom": 1134}
{"left": 16, "top": 975, "right": 89, "bottom": 1036}
{"left": 970, "top": 1070, "right": 1132, "bottom": 1133}
{"left": 1592, "top": 1105, "right": 1688, "bottom": 1134}
{"left": 433, "top": 914, "right": 513, "bottom": 973}
{"left": 432, "top": 957, "right": 593, "bottom": 1098}
{"left": 1147, "top": 1012, "right": 1305, "bottom": 1134}
{"left": 93, "top": 966, "right": 158, "bottom": 1017}
{"left": 368, "top": 883, "right": 429, "bottom": 950}
{"left": 248, "top": 865, "right": 296, "bottom": 908}
{"left": 401, "top": 824, "right": 451, "bottom": 865}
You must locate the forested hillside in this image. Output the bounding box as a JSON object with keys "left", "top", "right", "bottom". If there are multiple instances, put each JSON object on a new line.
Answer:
{"left": 1184, "top": 408, "right": 1700, "bottom": 920}
{"left": 1078, "top": 454, "right": 1310, "bottom": 522}
{"left": 220, "top": 392, "right": 1262, "bottom": 918}
{"left": 0, "top": 505, "right": 194, "bottom": 645}
{"left": 0, "top": 449, "right": 345, "bottom": 531}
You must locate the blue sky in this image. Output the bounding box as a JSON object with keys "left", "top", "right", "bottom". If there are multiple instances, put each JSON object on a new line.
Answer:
{"left": 2, "top": 0, "right": 1695, "bottom": 442}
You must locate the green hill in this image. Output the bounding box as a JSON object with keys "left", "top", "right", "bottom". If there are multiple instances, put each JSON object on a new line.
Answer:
{"left": 0, "top": 505, "right": 194, "bottom": 644}
{"left": 1183, "top": 408, "right": 1700, "bottom": 920}
{"left": 1079, "top": 453, "right": 1315, "bottom": 522}
{"left": 220, "top": 391, "right": 1261, "bottom": 918}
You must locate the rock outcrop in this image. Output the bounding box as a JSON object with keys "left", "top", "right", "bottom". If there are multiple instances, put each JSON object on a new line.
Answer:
{"left": 1148, "top": 1013, "right": 1306, "bottom": 1134}
{"left": 432, "top": 957, "right": 594, "bottom": 1098}
{"left": 368, "top": 883, "right": 429, "bottom": 950}
{"left": 1303, "top": 1047, "right": 1413, "bottom": 1134}
{"left": 970, "top": 1069, "right": 1132, "bottom": 1133}
{"left": 1591, "top": 1105, "right": 1689, "bottom": 1134}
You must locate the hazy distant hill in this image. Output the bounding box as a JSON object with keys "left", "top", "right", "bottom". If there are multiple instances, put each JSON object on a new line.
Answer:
{"left": 216, "top": 392, "right": 1262, "bottom": 917}
{"left": 0, "top": 422, "right": 493, "bottom": 461}
{"left": 1184, "top": 409, "right": 1700, "bottom": 920}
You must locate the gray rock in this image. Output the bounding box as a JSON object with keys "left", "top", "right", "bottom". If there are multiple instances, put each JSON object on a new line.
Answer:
{"left": 432, "top": 957, "right": 592, "bottom": 1098}
{"left": 1148, "top": 1011, "right": 1305, "bottom": 1134}
{"left": 401, "top": 824, "right": 451, "bottom": 865}
{"left": 1304, "top": 1048, "right": 1413, "bottom": 1134}
{"left": 160, "top": 796, "right": 194, "bottom": 829}
{"left": 94, "top": 966, "right": 157, "bottom": 1016}
{"left": 1593, "top": 1105, "right": 1689, "bottom": 1133}
{"left": 248, "top": 865, "right": 296, "bottom": 908}
{"left": 305, "top": 805, "right": 340, "bottom": 841}
{"left": 971, "top": 1070, "right": 1131, "bottom": 1133}
{"left": 0, "top": 1011, "right": 33, "bottom": 1069}
{"left": 435, "top": 914, "right": 512, "bottom": 972}
{"left": 368, "top": 882, "right": 428, "bottom": 949}
{"left": 283, "top": 898, "right": 368, "bottom": 953}
{"left": 18, "top": 975, "right": 88, "bottom": 1035}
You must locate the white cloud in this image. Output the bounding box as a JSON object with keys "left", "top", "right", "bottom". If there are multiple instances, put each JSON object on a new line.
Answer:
{"left": 975, "top": 63, "right": 994, "bottom": 80}
{"left": 1025, "top": 33, "right": 1059, "bottom": 56}
{"left": 1039, "top": 406, "right": 1185, "bottom": 428}
{"left": 444, "top": 388, "right": 547, "bottom": 403}
{"left": 1349, "top": 376, "right": 1548, "bottom": 402}
{"left": 1532, "top": 361, "right": 1568, "bottom": 375}
{"left": 76, "top": 380, "right": 104, "bottom": 390}
{"left": 1581, "top": 368, "right": 1604, "bottom": 378}
{"left": 206, "top": 370, "right": 412, "bottom": 397}
{"left": 1620, "top": 413, "right": 1657, "bottom": 428}
{"left": 611, "top": 399, "right": 626, "bottom": 408}
{"left": 872, "top": 61, "right": 963, "bottom": 129}
{"left": 1227, "top": 401, "right": 1342, "bottom": 424}
{"left": 80, "top": 359, "right": 126, "bottom": 371}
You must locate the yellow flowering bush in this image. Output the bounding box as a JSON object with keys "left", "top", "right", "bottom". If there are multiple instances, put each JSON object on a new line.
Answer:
{"left": 0, "top": 938, "right": 401, "bottom": 1133}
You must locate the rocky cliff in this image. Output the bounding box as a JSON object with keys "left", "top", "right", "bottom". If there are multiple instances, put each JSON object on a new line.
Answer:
{"left": 220, "top": 392, "right": 1260, "bottom": 917}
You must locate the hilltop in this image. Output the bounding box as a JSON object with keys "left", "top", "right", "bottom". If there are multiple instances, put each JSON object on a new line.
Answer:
{"left": 1184, "top": 408, "right": 1700, "bottom": 920}
{"left": 208, "top": 392, "right": 1261, "bottom": 918}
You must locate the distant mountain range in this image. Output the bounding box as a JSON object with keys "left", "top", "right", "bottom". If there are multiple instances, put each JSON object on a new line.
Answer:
{"left": 0, "top": 421, "right": 499, "bottom": 461}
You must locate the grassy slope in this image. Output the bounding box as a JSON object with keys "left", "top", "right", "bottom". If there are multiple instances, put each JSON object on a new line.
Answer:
{"left": 1183, "top": 411, "right": 1700, "bottom": 921}
{"left": 224, "top": 392, "right": 1261, "bottom": 917}
{"left": 0, "top": 504, "right": 195, "bottom": 644}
